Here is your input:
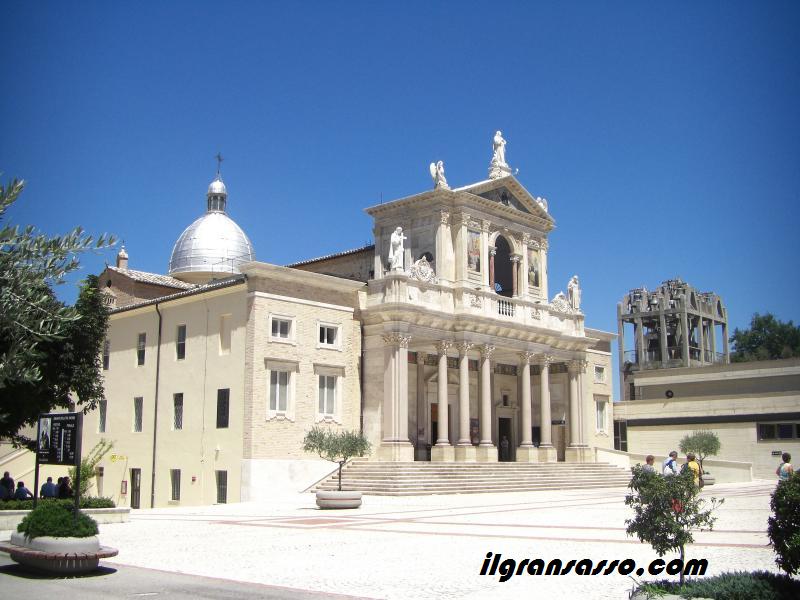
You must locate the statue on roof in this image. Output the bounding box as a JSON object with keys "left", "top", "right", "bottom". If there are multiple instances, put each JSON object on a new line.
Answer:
{"left": 568, "top": 275, "right": 582, "bottom": 311}
{"left": 388, "top": 227, "right": 407, "bottom": 271}
{"left": 489, "top": 131, "right": 513, "bottom": 179}
{"left": 429, "top": 160, "right": 450, "bottom": 190}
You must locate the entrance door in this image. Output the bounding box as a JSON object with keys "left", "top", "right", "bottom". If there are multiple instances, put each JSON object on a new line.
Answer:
{"left": 130, "top": 468, "right": 141, "bottom": 509}
{"left": 498, "top": 417, "right": 513, "bottom": 462}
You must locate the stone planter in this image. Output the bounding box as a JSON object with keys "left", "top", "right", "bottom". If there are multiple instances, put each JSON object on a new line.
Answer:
{"left": 4, "top": 531, "right": 117, "bottom": 574}
{"left": 315, "top": 490, "right": 362, "bottom": 509}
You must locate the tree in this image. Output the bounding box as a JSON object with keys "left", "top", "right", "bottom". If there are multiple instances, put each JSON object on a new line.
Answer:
{"left": 625, "top": 465, "right": 723, "bottom": 585}
{"left": 679, "top": 430, "right": 721, "bottom": 471}
{"left": 0, "top": 177, "right": 114, "bottom": 446}
{"left": 730, "top": 313, "right": 800, "bottom": 362}
{"left": 69, "top": 438, "right": 114, "bottom": 497}
{"left": 303, "top": 427, "right": 371, "bottom": 491}
{"left": 768, "top": 472, "right": 800, "bottom": 575}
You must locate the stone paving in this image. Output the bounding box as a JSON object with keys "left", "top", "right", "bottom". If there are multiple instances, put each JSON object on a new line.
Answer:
{"left": 0, "top": 480, "right": 782, "bottom": 599}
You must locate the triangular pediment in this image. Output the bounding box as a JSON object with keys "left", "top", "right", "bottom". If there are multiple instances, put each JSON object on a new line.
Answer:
{"left": 454, "top": 175, "right": 554, "bottom": 226}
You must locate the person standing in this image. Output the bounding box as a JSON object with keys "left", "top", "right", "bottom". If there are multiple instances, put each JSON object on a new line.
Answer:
{"left": 777, "top": 452, "right": 794, "bottom": 481}
{"left": 662, "top": 451, "right": 679, "bottom": 476}
{"left": 685, "top": 453, "right": 701, "bottom": 487}
{"left": 643, "top": 455, "right": 656, "bottom": 474}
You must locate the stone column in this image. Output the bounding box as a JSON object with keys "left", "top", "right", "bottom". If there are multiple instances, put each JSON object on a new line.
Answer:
{"left": 697, "top": 316, "right": 705, "bottom": 363}
{"left": 680, "top": 310, "right": 690, "bottom": 367}
{"left": 431, "top": 341, "right": 454, "bottom": 462}
{"left": 511, "top": 255, "right": 521, "bottom": 297}
{"left": 379, "top": 332, "right": 414, "bottom": 461}
{"left": 488, "top": 247, "right": 496, "bottom": 290}
{"left": 540, "top": 239, "right": 550, "bottom": 299}
{"left": 517, "top": 351, "right": 537, "bottom": 462}
{"left": 536, "top": 355, "right": 556, "bottom": 462}
{"left": 454, "top": 341, "right": 476, "bottom": 462}
{"left": 373, "top": 227, "right": 383, "bottom": 280}
{"left": 710, "top": 320, "right": 717, "bottom": 363}
{"left": 520, "top": 237, "right": 530, "bottom": 298}
{"left": 659, "top": 312, "right": 668, "bottom": 366}
{"left": 722, "top": 322, "right": 730, "bottom": 363}
{"left": 565, "top": 359, "right": 589, "bottom": 463}
{"left": 455, "top": 213, "right": 471, "bottom": 284}
{"left": 476, "top": 344, "right": 497, "bottom": 462}
{"left": 635, "top": 317, "right": 646, "bottom": 366}
{"left": 481, "top": 220, "right": 491, "bottom": 290}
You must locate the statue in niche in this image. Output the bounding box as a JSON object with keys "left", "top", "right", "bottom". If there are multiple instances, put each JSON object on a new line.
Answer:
{"left": 428, "top": 160, "right": 450, "bottom": 190}
{"left": 568, "top": 275, "right": 582, "bottom": 311}
{"left": 492, "top": 131, "right": 507, "bottom": 167}
{"left": 388, "top": 227, "right": 407, "bottom": 271}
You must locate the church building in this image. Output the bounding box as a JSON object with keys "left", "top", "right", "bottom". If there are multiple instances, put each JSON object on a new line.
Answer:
{"left": 86, "top": 134, "right": 616, "bottom": 507}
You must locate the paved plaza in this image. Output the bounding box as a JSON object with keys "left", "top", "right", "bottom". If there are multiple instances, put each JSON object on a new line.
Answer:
{"left": 0, "top": 481, "right": 783, "bottom": 599}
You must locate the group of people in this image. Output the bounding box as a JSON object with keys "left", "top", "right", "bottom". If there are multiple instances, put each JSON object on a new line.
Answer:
{"left": 640, "top": 451, "right": 704, "bottom": 487}
{"left": 641, "top": 450, "right": 795, "bottom": 486}
{"left": 0, "top": 471, "right": 74, "bottom": 501}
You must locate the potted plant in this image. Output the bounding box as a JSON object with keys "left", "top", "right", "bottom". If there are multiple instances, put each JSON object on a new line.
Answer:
{"left": 303, "top": 426, "right": 371, "bottom": 509}
{"left": 5, "top": 500, "right": 117, "bottom": 574}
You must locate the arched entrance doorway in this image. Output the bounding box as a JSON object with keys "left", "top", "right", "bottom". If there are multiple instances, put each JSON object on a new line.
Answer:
{"left": 494, "top": 236, "right": 513, "bottom": 297}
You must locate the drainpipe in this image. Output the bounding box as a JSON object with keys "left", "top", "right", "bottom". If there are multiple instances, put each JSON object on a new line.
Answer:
{"left": 150, "top": 302, "right": 163, "bottom": 508}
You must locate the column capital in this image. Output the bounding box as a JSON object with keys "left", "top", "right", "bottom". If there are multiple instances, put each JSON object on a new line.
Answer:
{"left": 481, "top": 219, "right": 491, "bottom": 232}
{"left": 510, "top": 254, "right": 522, "bottom": 264}
{"left": 518, "top": 350, "right": 537, "bottom": 364}
{"left": 458, "top": 212, "right": 472, "bottom": 225}
{"left": 439, "top": 210, "right": 451, "bottom": 225}
{"left": 568, "top": 359, "right": 588, "bottom": 375}
{"left": 489, "top": 246, "right": 497, "bottom": 257}
{"left": 540, "top": 239, "right": 549, "bottom": 251}
{"left": 535, "top": 354, "right": 555, "bottom": 368}
{"left": 480, "top": 344, "right": 496, "bottom": 359}
{"left": 435, "top": 340, "right": 453, "bottom": 356}
{"left": 456, "top": 341, "right": 474, "bottom": 355}
{"left": 382, "top": 332, "right": 411, "bottom": 348}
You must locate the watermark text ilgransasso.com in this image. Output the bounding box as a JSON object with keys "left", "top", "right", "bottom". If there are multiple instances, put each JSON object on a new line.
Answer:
{"left": 480, "top": 552, "right": 708, "bottom": 583}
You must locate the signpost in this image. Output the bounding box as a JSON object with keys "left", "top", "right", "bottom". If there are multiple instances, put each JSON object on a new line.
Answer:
{"left": 34, "top": 412, "right": 83, "bottom": 515}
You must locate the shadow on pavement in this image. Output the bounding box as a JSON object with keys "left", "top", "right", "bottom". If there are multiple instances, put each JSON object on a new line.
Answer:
{"left": 0, "top": 562, "right": 117, "bottom": 580}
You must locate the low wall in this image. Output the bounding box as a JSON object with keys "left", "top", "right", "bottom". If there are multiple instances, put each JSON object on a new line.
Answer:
{"left": 595, "top": 447, "right": 753, "bottom": 483}
{"left": 0, "top": 507, "right": 129, "bottom": 532}
{"left": 240, "top": 459, "right": 337, "bottom": 501}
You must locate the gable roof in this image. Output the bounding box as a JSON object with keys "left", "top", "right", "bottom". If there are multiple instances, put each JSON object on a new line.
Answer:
{"left": 107, "top": 266, "right": 196, "bottom": 290}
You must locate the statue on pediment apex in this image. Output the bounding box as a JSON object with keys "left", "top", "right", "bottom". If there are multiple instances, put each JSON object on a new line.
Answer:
{"left": 429, "top": 161, "right": 450, "bottom": 190}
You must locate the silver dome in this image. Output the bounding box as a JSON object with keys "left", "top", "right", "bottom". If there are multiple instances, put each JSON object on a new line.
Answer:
{"left": 168, "top": 175, "right": 255, "bottom": 283}
{"left": 208, "top": 179, "right": 227, "bottom": 195}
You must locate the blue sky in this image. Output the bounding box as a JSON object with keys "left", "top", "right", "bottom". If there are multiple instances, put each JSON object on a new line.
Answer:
{"left": 2, "top": 1, "right": 799, "bottom": 365}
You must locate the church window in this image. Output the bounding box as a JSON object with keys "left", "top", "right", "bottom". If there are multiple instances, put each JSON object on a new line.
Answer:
{"left": 176, "top": 325, "right": 186, "bottom": 360}
{"left": 170, "top": 469, "right": 181, "bottom": 501}
{"left": 318, "top": 375, "right": 337, "bottom": 417}
{"left": 173, "top": 393, "right": 183, "bottom": 430}
{"left": 98, "top": 400, "right": 107, "bottom": 433}
{"left": 270, "top": 371, "right": 289, "bottom": 412}
{"left": 595, "top": 395, "right": 608, "bottom": 433}
{"left": 266, "top": 360, "right": 297, "bottom": 421}
{"left": 133, "top": 397, "right": 143, "bottom": 432}
{"left": 269, "top": 314, "right": 295, "bottom": 344}
{"left": 594, "top": 365, "right": 606, "bottom": 383}
{"left": 216, "top": 388, "right": 230, "bottom": 429}
{"left": 137, "top": 333, "right": 146, "bottom": 365}
{"left": 318, "top": 322, "right": 340, "bottom": 349}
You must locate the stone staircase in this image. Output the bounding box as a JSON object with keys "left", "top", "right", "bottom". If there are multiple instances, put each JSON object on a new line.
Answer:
{"left": 312, "top": 460, "right": 632, "bottom": 496}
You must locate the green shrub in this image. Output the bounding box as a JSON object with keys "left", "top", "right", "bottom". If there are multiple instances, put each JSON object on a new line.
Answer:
{"left": 768, "top": 472, "right": 800, "bottom": 575}
{"left": 17, "top": 501, "right": 98, "bottom": 539}
{"left": 0, "top": 497, "right": 116, "bottom": 511}
{"left": 303, "top": 426, "right": 371, "bottom": 491}
{"left": 639, "top": 570, "right": 800, "bottom": 600}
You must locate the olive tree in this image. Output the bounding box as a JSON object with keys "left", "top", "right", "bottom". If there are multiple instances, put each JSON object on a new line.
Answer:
{"left": 679, "top": 430, "right": 721, "bottom": 471}
{"left": 303, "top": 427, "right": 371, "bottom": 491}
